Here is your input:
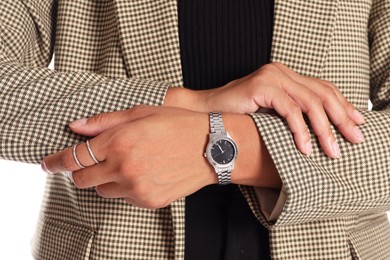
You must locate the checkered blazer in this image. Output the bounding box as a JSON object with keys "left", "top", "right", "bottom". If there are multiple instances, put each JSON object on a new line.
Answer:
{"left": 0, "top": 0, "right": 389, "bottom": 259}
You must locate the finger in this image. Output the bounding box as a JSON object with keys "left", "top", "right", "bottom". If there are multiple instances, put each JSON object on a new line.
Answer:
{"left": 70, "top": 105, "right": 157, "bottom": 136}
{"left": 284, "top": 84, "right": 340, "bottom": 158}
{"left": 314, "top": 82, "right": 365, "bottom": 144}
{"left": 319, "top": 80, "right": 365, "bottom": 124}
{"left": 271, "top": 62, "right": 365, "bottom": 125}
{"left": 70, "top": 111, "right": 129, "bottom": 136}
{"left": 262, "top": 65, "right": 340, "bottom": 158}
{"left": 42, "top": 138, "right": 106, "bottom": 174}
{"left": 71, "top": 162, "right": 116, "bottom": 189}
{"left": 256, "top": 86, "right": 312, "bottom": 155}
{"left": 97, "top": 185, "right": 155, "bottom": 209}
{"left": 294, "top": 76, "right": 365, "bottom": 126}
{"left": 265, "top": 63, "right": 359, "bottom": 157}
{"left": 286, "top": 77, "right": 363, "bottom": 144}
{"left": 95, "top": 182, "right": 128, "bottom": 198}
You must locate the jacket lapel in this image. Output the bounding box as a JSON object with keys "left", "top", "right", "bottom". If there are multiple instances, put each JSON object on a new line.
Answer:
{"left": 271, "top": 0, "right": 337, "bottom": 77}
{"left": 114, "top": 0, "right": 183, "bottom": 87}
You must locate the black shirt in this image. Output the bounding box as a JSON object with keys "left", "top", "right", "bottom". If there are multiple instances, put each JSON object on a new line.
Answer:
{"left": 178, "top": 0, "right": 274, "bottom": 259}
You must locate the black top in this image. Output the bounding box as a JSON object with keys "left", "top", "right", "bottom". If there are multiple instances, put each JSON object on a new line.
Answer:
{"left": 178, "top": 0, "right": 274, "bottom": 259}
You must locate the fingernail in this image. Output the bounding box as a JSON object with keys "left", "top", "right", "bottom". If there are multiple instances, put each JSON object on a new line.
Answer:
{"left": 41, "top": 161, "right": 54, "bottom": 175}
{"left": 67, "top": 172, "right": 75, "bottom": 183}
{"left": 332, "top": 141, "right": 341, "bottom": 158}
{"left": 353, "top": 109, "right": 365, "bottom": 124}
{"left": 304, "top": 141, "right": 312, "bottom": 155}
{"left": 353, "top": 126, "right": 365, "bottom": 142}
{"left": 70, "top": 118, "right": 87, "bottom": 128}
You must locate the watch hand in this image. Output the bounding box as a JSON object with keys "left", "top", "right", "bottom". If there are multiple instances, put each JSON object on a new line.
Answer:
{"left": 213, "top": 152, "right": 223, "bottom": 157}
{"left": 217, "top": 144, "right": 224, "bottom": 153}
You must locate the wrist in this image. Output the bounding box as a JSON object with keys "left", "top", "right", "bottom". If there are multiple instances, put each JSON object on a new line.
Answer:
{"left": 223, "top": 113, "right": 282, "bottom": 188}
{"left": 164, "top": 87, "right": 209, "bottom": 112}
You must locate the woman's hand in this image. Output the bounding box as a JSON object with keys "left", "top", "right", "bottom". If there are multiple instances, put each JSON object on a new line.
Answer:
{"left": 41, "top": 106, "right": 282, "bottom": 208}
{"left": 41, "top": 106, "right": 218, "bottom": 209}
{"left": 166, "top": 62, "right": 366, "bottom": 158}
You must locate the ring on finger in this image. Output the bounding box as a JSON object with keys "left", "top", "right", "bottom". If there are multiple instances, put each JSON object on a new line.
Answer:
{"left": 73, "top": 144, "right": 86, "bottom": 169}
{"left": 86, "top": 140, "right": 100, "bottom": 164}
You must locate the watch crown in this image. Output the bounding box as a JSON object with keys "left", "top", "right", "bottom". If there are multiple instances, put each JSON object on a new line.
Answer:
{"left": 203, "top": 153, "right": 207, "bottom": 158}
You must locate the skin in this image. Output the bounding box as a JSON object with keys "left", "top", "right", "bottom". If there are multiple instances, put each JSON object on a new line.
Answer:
{"left": 42, "top": 62, "right": 365, "bottom": 209}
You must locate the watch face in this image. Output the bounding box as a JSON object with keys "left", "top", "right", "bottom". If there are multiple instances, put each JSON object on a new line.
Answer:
{"left": 210, "top": 139, "right": 236, "bottom": 164}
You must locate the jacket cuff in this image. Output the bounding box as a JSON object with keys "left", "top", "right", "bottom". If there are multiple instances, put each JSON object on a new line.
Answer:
{"left": 254, "top": 186, "right": 287, "bottom": 222}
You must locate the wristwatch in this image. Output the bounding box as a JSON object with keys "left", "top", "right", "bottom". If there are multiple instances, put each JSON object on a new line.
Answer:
{"left": 204, "top": 112, "right": 238, "bottom": 185}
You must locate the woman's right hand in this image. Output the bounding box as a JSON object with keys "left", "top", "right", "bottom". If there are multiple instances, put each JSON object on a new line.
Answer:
{"left": 166, "top": 62, "right": 365, "bottom": 158}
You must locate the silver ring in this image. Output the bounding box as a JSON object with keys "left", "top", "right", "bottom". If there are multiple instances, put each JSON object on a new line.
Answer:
{"left": 86, "top": 140, "right": 100, "bottom": 164}
{"left": 73, "top": 144, "right": 86, "bottom": 169}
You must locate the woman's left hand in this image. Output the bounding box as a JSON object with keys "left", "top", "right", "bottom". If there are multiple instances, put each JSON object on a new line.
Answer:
{"left": 41, "top": 106, "right": 218, "bottom": 209}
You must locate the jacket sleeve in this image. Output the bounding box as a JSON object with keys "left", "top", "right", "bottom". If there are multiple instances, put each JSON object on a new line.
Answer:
{"left": 242, "top": 0, "right": 390, "bottom": 227}
{"left": 0, "top": 1, "right": 170, "bottom": 164}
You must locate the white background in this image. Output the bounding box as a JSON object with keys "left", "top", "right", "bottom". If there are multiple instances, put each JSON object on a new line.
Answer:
{"left": 0, "top": 60, "right": 388, "bottom": 259}
{"left": 0, "top": 161, "right": 46, "bottom": 259}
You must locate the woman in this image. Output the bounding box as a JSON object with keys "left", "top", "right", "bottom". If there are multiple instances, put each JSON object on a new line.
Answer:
{"left": 1, "top": 0, "right": 389, "bottom": 259}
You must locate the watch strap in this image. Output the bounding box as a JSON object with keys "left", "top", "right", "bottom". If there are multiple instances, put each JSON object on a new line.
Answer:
{"left": 209, "top": 112, "right": 232, "bottom": 185}
{"left": 218, "top": 169, "right": 231, "bottom": 185}
{"left": 209, "top": 112, "right": 226, "bottom": 136}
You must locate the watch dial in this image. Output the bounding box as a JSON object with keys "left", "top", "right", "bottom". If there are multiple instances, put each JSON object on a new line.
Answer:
{"left": 211, "top": 139, "right": 235, "bottom": 164}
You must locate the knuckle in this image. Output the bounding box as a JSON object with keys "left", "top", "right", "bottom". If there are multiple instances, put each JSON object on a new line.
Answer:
{"left": 270, "top": 61, "right": 284, "bottom": 68}
{"left": 284, "top": 103, "right": 301, "bottom": 119}
{"left": 281, "top": 102, "right": 302, "bottom": 121}
{"left": 130, "top": 105, "right": 149, "bottom": 116}
{"left": 309, "top": 95, "right": 322, "bottom": 107}
{"left": 109, "top": 134, "right": 132, "bottom": 154}
{"left": 260, "top": 63, "right": 278, "bottom": 74}
{"left": 317, "top": 125, "right": 333, "bottom": 138}
{"left": 71, "top": 172, "right": 85, "bottom": 188}
{"left": 143, "top": 200, "right": 158, "bottom": 209}
{"left": 131, "top": 184, "right": 149, "bottom": 198}
{"left": 251, "top": 66, "right": 276, "bottom": 84}
{"left": 129, "top": 185, "right": 169, "bottom": 209}
{"left": 95, "top": 186, "right": 105, "bottom": 197}
{"left": 143, "top": 197, "right": 169, "bottom": 209}
{"left": 110, "top": 139, "right": 126, "bottom": 153}
{"left": 251, "top": 69, "right": 267, "bottom": 83}
{"left": 335, "top": 117, "right": 353, "bottom": 128}
{"left": 92, "top": 112, "right": 109, "bottom": 126}
{"left": 301, "top": 94, "right": 321, "bottom": 113}
{"left": 117, "top": 162, "right": 132, "bottom": 178}
{"left": 262, "top": 63, "right": 277, "bottom": 73}
{"left": 323, "top": 86, "right": 337, "bottom": 98}
{"left": 321, "top": 89, "right": 337, "bottom": 104}
{"left": 321, "top": 80, "right": 337, "bottom": 89}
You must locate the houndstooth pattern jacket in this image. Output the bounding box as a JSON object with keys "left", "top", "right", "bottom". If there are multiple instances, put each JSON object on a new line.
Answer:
{"left": 0, "top": 0, "right": 389, "bottom": 259}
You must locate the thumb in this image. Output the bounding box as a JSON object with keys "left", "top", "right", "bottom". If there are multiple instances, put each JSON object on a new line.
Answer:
{"left": 70, "top": 110, "right": 129, "bottom": 136}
